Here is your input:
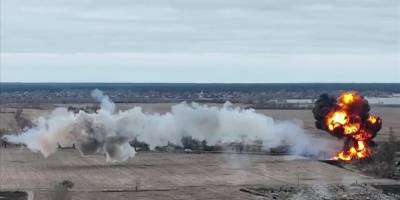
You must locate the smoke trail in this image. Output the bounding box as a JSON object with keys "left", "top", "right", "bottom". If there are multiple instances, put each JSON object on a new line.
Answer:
{"left": 3, "top": 90, "right": 326, "bottom": 162}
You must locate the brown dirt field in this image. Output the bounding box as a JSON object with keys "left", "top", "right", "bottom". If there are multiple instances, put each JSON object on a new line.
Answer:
{"left": 0, "top": 103, "right": 399, "bottom": 199}
{"left": 0, "top": 147, "right": 397, "bottom": 199}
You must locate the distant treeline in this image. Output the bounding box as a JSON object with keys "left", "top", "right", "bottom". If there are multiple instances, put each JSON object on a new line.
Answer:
{"left": 1, "top": 83, "right": 400, "bottom": 93}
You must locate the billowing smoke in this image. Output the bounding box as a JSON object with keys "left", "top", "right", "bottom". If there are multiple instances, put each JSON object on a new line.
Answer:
{"left": 91, "top": 89, "right": 115, "bottom": 113}
{"left": 312, "top": 92, "right": 382, "bottom": 161}
{"left": 3, "top": 90, "right": 325, "bottom": 162}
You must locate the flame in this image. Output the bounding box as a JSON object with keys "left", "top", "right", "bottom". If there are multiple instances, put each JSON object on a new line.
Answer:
{"left": 344, "top": 123, "right": 360, "bottom": 135}
{"left": 327, "top": 111, "right": 348, "bottom": 131}
{"left": 368, "top": 115, "right": 377, "bottom": 124}
{"left": 352, "top": 130, "right": 373, "bottom": 141}
{"left": 317, "top": 91, "right": 382, "bottom": 161}
{"left": 334, "top": 141, "right": 369, "bottom": 161}
{"left": 339, "top": 92, "right": 355, "bottom": 105}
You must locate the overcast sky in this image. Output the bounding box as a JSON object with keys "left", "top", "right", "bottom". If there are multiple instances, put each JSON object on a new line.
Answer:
{"left": 1, "top": 0, "right": 399, "bottom": 82}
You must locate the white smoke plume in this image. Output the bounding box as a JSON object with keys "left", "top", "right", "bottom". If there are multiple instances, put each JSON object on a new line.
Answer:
{"left": 91, "top": 89, "right": 115, "bottom": 113}
{"left": 3, "top": 90, "right": 328, "bottom": 162}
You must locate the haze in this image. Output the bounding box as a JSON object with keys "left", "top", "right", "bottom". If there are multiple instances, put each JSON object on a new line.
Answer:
{"left": 1, "top": 0, "right": 399, "bottom": 82}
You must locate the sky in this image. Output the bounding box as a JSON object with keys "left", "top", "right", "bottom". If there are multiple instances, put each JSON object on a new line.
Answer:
{"left": 1, "top": 0, "right": 399, "bottom": 83}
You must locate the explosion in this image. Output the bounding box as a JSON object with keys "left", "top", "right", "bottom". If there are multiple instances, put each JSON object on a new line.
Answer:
{"left": 313, "top": 92, "right": 382, "bottom": 161}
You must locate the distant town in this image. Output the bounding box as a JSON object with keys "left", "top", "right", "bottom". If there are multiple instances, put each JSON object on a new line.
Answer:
{"left": 1, "top": 83, "right": 399, "bottom": 109}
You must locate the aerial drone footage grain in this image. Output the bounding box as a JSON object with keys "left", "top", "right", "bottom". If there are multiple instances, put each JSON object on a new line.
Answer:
{"left": 1, "top": 0, "right": 400, "bottom": 200}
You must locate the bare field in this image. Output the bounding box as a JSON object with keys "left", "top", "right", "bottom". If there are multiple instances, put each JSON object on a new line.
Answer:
{"left": 0, "top": 103, "right": 399, "bottom": 199}
{"left": 0, "top": 147, "right": 397, "bottom": 199}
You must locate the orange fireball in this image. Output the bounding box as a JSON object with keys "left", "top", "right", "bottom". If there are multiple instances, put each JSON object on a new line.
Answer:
{"left": 313, "top": 91, "right": 382, "bottom": 161}
{"left": 368, "top": 115, "right": 377, "bottom": 124}
{"left": 339, "top": 92, "right": 356, "bottom": 105}
{"left": 334, "top": 141, "right": 369, "bottom": 161}
{"left": 327, "top": 111, "right": 348, "bottom": 131}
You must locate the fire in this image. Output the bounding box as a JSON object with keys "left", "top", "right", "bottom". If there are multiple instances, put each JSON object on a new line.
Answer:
{"left": 334, "top": 141, "right": 369, "bottom": 161}
{"left": 327, "top": 111, "right": 348, "bottom": 131}
{"left": 313, "top": 91, "right": 382, "bottom": 161}
{"left": 344, "top": 123, "right": 360, "bottom": 135}
{"left": 339, "top": 92, "right": 355, "bottom": 105}
{"left": 368, "top": 115, "right": 377, "bottom": 124}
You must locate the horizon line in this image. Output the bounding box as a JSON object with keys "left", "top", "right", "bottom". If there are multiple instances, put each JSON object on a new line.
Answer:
{"left": 1, "top": 82, "right": 400, "bottom": 84}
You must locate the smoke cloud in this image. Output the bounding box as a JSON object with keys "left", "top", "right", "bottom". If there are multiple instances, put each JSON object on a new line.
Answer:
{"left": 312, "top": 92, "right": 382, "bottom": 161}
{"left": 3, "top": 90, "right": 327, "bottom": 162}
